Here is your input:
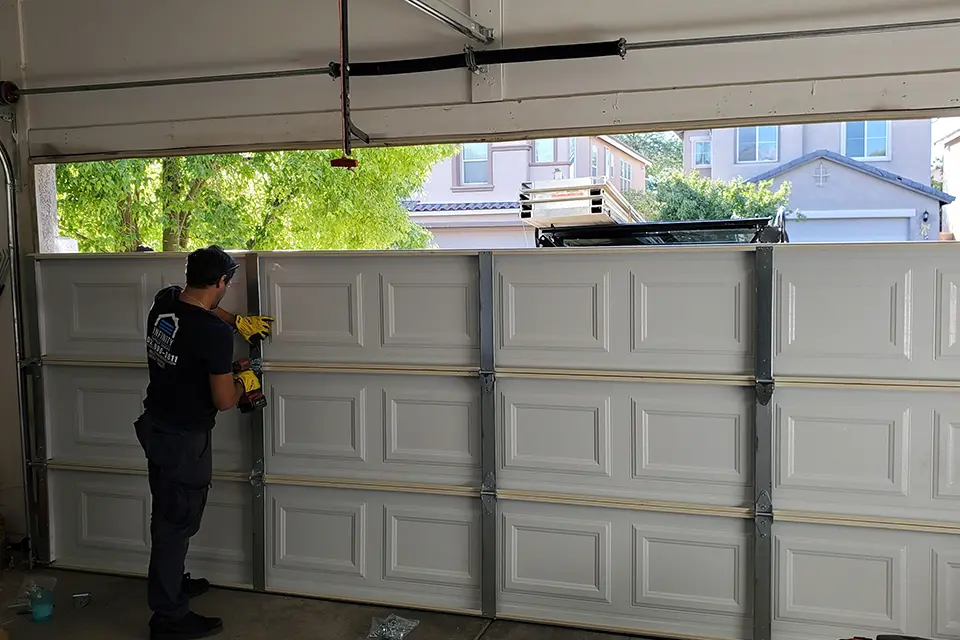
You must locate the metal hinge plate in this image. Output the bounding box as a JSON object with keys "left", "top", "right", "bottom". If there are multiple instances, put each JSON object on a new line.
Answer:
{"left": 756, "top": 379, "right": 775, "bottom": 406}
{"left": 755, "top": 489, "right": 773, "bottom": 516}
{"left": 480, "top": 372, "right": 495, "bottom": 394}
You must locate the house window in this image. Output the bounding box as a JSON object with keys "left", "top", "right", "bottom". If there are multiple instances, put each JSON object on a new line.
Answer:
{"left": 460, "top": 143, "right": 490, "bottom": 185}
{"left": 591, "top": 145, "right": 599, "bottom": 177}
{"left": 843, "top": 120, "right": 891, "bottom": 161}
{"left": 605, "top": 150, "right": 614, "bottom": 178}
{"left": 620, "top": 161, "right": 632, "bottom": 191}
{"left": 692, "top": 138, "right": 712, "bottom": 168}
{"left": 736, "top": 126, "right": 778, "bottom": 163}
{"left": 569, "top": 140, "right": 577, "bottom": 177}
{"left": 534, "top": 139, "right": 555, "bottom": 163}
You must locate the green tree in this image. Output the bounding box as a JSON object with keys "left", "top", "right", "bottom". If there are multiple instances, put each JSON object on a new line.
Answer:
{"left": 615, "top": 132, "right": 683, "bottom": 184}
{"left": 56, "top": 145, "right": 455, "bottom": 252}
{"left": 623, "top": 171, "right": 791, "bottom": 221}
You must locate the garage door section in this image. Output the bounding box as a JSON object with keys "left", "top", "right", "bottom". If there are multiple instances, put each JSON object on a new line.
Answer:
{"left": 771, "top": 244, "right": 960, "bottom": 640}
{"left": 35, "top": 254, "right": 254, "bottom": 585}
{"left": 492, "top": 249, "right": 757, "bottom": 638}
{"left": 258, "top": 254, "right": 482, "bottom": 611}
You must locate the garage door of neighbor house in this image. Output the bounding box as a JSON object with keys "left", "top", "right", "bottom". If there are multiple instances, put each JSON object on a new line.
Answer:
{"left": 787, "top": 211, "right": 913, "bottom": 243}
{"left": 31, "top": 244, "right": 960, "bottom": 640}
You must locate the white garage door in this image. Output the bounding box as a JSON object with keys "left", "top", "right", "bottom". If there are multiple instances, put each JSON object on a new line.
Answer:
{"left": 29, "top": 243, "right": 960, "bottom": 640}
{"left": 787, "top": 212, "right": 912, "bottom": 243}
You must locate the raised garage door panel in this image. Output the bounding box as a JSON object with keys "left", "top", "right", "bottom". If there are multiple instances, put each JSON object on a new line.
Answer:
{"left": 771, "top": 521, "right": 960, "bottom": 640}
{"left": 49, "top": 470, "right": 252, "bottom": 586}
{"left": 265, "top": 485, "right": 481, "bottom": 612}
{"left": 37, "top": 255, "right": 249, "bottom": 360}
{"left": 498, "top": 500, "right": 752, "bottom": 639}
{"left": 774, "top": 245, "right": 960, "bottom": 380}
{"left": 260, "top": 254, "right": 478, "bottom": 367}
{"left": 44, "top": 365, "right": 249, "bottom": 473}
{"left": 772, "top": 386, "right": 960, "bottom": 524}
{"left": 497, "top": 377, "right": 752, "bottom": 507}
{"left": 265, "top": 371, "right": 479, "bottom": 486}
{"left": 495, "top": 251, "right": 754, "bottom": 374}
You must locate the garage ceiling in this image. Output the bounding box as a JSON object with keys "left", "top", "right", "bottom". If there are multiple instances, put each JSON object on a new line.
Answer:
{"left": 1, "top": 0, "right": 959, "bottom": 159}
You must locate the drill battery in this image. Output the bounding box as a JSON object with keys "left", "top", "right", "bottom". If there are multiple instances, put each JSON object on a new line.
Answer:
{"left": 232, "top": 357, "right": 267, "bottom": 414}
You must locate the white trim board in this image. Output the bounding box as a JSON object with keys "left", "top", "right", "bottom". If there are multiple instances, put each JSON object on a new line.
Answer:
{"left": 787, "top": 209, "right": 915, "bottom": 220}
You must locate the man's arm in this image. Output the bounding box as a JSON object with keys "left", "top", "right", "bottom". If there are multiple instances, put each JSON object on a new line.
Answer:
{"left": 210, "top": 374, "right": 245, "bottom": 411}
{"left": 211, "top": 307, "right": 237, "bottom": 326}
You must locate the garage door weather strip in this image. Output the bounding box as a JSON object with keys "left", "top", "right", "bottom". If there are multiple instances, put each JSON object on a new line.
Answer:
{"left": 478, "top": 251, "right": 497, "bottom": 619}
{"left": 753, "top": 246, "right": 775, "bottom": 640}
{"left": 3, "top": 16, "right": 958, "bottom": 102}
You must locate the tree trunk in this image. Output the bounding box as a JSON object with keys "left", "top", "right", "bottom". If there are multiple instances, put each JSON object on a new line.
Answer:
{"left": 160, "top": 158, "right": 184, "bottom": 252}
{"left": 118, "top": 195, "right": 140, "bottom": 252}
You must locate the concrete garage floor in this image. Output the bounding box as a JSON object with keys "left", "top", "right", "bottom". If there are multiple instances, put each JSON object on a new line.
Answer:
{"left": 0, "top": 570, "right": 635, "bottom": 640}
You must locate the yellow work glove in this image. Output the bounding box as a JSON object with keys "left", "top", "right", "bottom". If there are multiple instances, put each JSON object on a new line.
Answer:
{"left": 235, "top": 315, "right": 274, "bottom": 343}
{"left": 234, "top": 369, "right": 261, "bottom": 394}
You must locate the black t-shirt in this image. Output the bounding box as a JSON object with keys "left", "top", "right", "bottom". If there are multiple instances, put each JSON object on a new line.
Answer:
{"left": 143, "top": 286, "right": 234, "bottom": 430}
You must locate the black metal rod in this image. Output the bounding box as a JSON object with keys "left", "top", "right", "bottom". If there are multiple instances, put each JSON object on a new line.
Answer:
{"left": 341, "top": 39, "right": 625, "bottom": 77}
{"left": 339, "top": 0, "right": 352, "bottom": 156}
{"left": 7, "top": 16, "right": 957, "bottom": 99}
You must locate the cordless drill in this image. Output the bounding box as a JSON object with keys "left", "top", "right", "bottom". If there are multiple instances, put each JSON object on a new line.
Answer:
{"left": 233, "top": 357, "right": 266, "bottom": 413}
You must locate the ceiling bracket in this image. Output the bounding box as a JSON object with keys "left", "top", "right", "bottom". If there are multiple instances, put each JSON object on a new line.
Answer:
{"left": 403, "top": 0, "right": 495, "bottom": 44}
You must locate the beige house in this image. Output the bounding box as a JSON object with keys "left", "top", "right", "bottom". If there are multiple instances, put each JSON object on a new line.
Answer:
{"left": 407, "top": 135, "right": 650, "bottom": 249}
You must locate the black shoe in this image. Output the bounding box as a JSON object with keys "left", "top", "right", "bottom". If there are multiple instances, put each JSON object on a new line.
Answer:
{"left": 150, "top": 611, "right": 223, "bottom": 640}
{"left": 182, "top": 573, "right": 210, "bottom": 599}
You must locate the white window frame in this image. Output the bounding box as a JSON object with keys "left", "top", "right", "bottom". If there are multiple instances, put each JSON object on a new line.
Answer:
{"left": 736, "top": 126, "right": 779, "bottom": 164}
{"left": 534, "top": 138, "right": 556, "bottom": 163}
{"left": 605, "top": 149, "right": 614, "bottom": 178}
{"left": 620, "top": 160, "right": 632, "bottom": 190}
{"left": 591, "top": 145, "right": 599, "bottom": 177}
{"left": 841, "top": 120, "right": 892, "bottom": 162}
{"left": 691, "top": 136, "right": 712, "bottom": 168}
{"left": 460, "top": 142, "right": 490, "bottom": 186}
{"left": 569, "top": 139, "right": 577, "bottom": 177}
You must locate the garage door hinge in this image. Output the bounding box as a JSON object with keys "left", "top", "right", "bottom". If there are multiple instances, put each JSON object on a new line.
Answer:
{"left": 480, "top": 472, "right": 497, "bottom": 515}
{"left": 755, "top": 514, "right": 773, "bottom": 539}
{"left": 19, "top": 358, "right": 41, "bottom": 374}
{"left": 755, "top": 379, "right": 775, "bottom": 406}
{"left": 755, "top": 489, "right": 773, "bottom": 517}
{"left": 480, "top": 372, "right": 495, "bottom": 394}
{"left": 248, "top": 459, "right": 264, "bottom": 488}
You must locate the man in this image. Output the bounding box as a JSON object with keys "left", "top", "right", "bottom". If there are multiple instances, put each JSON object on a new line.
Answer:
{"left": 135, "top": 246, "right": 273, "bottom": 640}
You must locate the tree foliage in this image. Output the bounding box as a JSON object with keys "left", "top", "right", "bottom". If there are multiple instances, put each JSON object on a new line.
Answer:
{"left": 56, "top": 146, "right": 456, "bottom": 252}
{"left": 623, "top": 171, "right": 791, "bottom": 222}
{"left": 615, "top": 132, "right": 683, "bottom": 184}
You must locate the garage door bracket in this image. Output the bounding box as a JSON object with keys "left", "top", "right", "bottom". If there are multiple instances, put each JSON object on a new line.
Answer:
{"left": 403, "top": 0, "right": 495, "bottom": 44}
{"left": 480, "top": 472, "right": 497, "bottom": 516}
{"left": 755, "top": 379, "right": 774, "bottom": 406}
{"left": 248, "top": 458, "right": 265, "bottom": 494}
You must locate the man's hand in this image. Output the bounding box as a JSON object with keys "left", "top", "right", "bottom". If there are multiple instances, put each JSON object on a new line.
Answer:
{"left": 234, "top": 369, "right": 261, "bottom": 394}
{"left": 235, "top": 315, "right": 274, "bottom": 343}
